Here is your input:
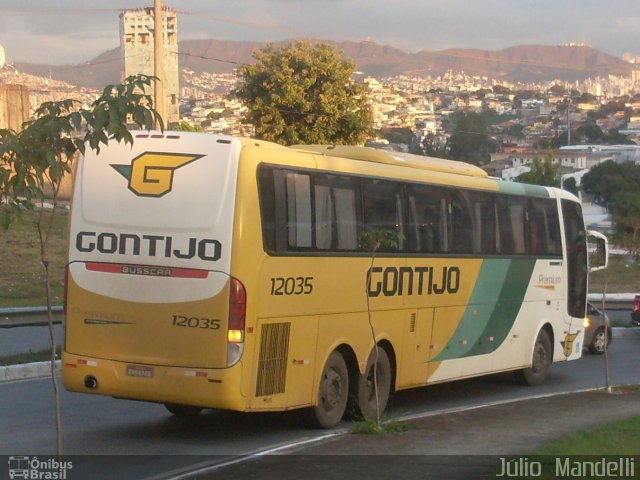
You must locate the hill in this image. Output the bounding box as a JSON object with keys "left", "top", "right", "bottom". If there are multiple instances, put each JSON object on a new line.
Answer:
{"left": 12, "top": 39, "right": 634, "bottom": 90}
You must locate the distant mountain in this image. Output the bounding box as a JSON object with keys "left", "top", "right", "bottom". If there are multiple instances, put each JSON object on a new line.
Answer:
{"left": 14, "top": 48, "right": 121, "bottom": 90}
{"left": 13, "top": 39, "right": 633, "bottom": 90}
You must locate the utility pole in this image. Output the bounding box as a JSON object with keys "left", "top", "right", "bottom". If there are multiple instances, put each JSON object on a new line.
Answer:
{"left": 567, "top": 97, "right": 571, "bottom": 146}
{"left": 154, "top": 0, "right": 166, "bottom": 129}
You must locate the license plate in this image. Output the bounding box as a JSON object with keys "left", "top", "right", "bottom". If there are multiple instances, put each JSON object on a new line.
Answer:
{"left": 126, "top": 364, "right": 154, "bottom": 379}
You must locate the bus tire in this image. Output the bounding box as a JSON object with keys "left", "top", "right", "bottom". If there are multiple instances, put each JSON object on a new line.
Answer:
{"left": 356, "top": 346, "right": 391, "bottom": 421}
{"left": 514, "top": 329, "right": 552, "bottom": 386}
{"left": 164, "top": 403, "right": 203, "bottom": 417}
{"left": 309, "top": 350, "right": 349, "bottom": 429}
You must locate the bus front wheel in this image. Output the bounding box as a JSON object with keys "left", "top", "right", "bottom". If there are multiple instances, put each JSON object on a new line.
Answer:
{"left": 356, "top": 346, "right": 391, "bottom": 421}
{"left": 514, "top": 329, "right": 552, "bottom": 386}
{"left": 310, "top": 351, "right": 349, "bottom": 428}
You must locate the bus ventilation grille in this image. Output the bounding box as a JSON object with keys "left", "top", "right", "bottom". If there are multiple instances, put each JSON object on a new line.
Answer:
{"left": 256, "top": 322, "right": 291, "bottom": 397}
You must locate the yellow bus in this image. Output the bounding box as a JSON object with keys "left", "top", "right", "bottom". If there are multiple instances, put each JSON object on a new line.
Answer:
{"left": 63, "top": 132, "right": 605, "bottom": 428}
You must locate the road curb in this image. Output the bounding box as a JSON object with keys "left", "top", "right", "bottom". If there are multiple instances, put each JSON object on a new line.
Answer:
{"left": 0, "top": 360, "right": 61, "bottom": 382}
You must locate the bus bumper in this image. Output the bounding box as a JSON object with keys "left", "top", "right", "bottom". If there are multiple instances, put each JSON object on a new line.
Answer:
{"left": 61, "top": 351, "right": 246, "bottom": 411}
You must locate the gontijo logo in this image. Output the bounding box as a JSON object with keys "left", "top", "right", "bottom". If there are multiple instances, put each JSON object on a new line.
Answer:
{"left": 111, "top": 152, "right": 204, "bottom": 197}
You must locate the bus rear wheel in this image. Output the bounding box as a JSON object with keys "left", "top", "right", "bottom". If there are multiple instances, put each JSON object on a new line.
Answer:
{"left": 514, "top": 329, "right": 552, "bottom": 386}
{"left": 164, "top": 403, "right": 203, "bottom": 417}
{"left": 356, "top": 346, "right": 391, "bottom": 421}
{"left": 309, "top": 351, "right": 349, "bottom": 428}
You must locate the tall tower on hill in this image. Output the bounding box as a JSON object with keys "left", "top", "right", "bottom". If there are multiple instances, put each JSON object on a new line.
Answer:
{"left": 119, "top": 7, "right": 179, "bottom": 125}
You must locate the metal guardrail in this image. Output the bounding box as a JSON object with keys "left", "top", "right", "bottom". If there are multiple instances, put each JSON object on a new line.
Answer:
{"left": 587, "top": 293, "right": 636, "bottom": 310}
{"left": 0, "top": 306, "right": 64, "bottom": 328}
{"left": 0, "top": 294, "right": 636, "bottom": 327}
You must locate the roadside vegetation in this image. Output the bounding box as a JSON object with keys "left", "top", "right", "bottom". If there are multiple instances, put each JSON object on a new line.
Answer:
{"left": 0, "top": 208, "right": 68, "bottom": 308}
{"left": 0, "top": 346, "right": 61, "bottom": 366}
{"left": 533, "top": 415, "right": 640, "bottom": 456}
{"left": 515, "top": 410, "right": 640, "bottom": 479}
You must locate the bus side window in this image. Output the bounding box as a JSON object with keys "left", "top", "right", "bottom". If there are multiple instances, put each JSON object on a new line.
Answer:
{"left": 526, "top": 199, "right": 544, "bottom": 254}
{"left": 474, "top": 192, "right": 497, "bottom": 255}
{"left": 406, "top": 184, "right": 445, "bottom": 253}
{"left": 526, "top": 198, "right": 563, "bottom": 256}
{"left": 450, "top": 191, "right": 474, "bottom": 254}
{"left": 285, "top": 172, "right": 312, "bottom": 248}
{"left": 257, "top": 166, "right": 276, "bottom": 252}
{"left": 314, "top": 174, "right": 359, "bottom": 251}
{"left": 362, "top": 179, "right": 404, "bottom": 252}
{"left": 509, "top": 200, "right": 527, "bottom": 254}
{"left": 314, "top": 184, "right": 334, "bottom": 250}
{"left": 542, "top": 200, "right": 562, "bottom": 255}
{"left": 495, "top": 196, "right": 515, "bottom": 254}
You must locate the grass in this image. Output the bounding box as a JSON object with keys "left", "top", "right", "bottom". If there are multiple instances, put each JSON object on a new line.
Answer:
{"left": 589, "top": 254, "right": 640, "bottom": 294}
{"left": 353, "top": 418, "right": 410, "bottom": 434}
{"left": 0, "top": 346, "right": 61, "bottom": 366}
{"left": 533, "top": 416, "right": 640, "bottom": 456}
{"left": 487, "top": 410, "right": 640, "bottom": 479}
{"left": 0, "top": 208, "right": 68, "bottom": 308}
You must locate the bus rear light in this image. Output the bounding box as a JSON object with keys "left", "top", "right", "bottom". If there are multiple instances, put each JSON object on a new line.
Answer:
{"left": 228, "top": 277, "right": 246, "bottom": 337}
{"left": 227, "top": 277, "right": 246, "bottom": 367}
{"left": 228, "top": 329, "right": 244, "bottom": 343}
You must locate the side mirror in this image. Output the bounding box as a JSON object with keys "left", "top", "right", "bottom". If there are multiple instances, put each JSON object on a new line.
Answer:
{"left": 587, "top": 230, "right": 608, "bottom": 272}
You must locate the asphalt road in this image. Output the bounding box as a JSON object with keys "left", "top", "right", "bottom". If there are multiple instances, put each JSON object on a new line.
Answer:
{"left": 1, "top": 332, "right": 638, "bottom": 480}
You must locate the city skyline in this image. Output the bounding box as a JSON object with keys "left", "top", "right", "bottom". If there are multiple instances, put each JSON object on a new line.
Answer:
{"left": 0, "top": 0, "right": 638, "bottom": 65}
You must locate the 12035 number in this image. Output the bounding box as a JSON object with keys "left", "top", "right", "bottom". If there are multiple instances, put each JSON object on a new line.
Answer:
{"left": 270, "top": 276, "right": 313, "bottom": 296}
{"left": 172, "top": 315, "right": 220, "bottom": 329}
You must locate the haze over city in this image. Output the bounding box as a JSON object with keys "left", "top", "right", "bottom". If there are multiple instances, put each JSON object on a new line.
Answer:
{"left": 0, "top": 0, "right": 638, "bottom": 65}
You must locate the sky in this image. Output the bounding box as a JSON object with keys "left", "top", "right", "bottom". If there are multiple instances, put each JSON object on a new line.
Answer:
{"left": 0, "top": 0, "right": 638, "bottom": 65}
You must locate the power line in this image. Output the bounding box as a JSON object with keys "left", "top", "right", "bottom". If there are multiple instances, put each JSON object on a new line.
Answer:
{"left": 177, "top": 52, "right": 241, "bottom": 67}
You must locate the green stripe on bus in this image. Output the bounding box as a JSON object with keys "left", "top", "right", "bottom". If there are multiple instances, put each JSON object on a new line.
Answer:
{"left": 496, "top": 181, "right": 550, "bottom": 198}
{"left": 431, "top": 258, "right": 537, "bottom": 362}
{"left": 431, "top": 259, "right": 511, "bottom": 361}
{"left": 466, "top": 258, "right": 537, "bottom": 356}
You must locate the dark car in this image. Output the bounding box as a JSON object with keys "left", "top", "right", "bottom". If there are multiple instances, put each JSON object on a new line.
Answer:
{"left": 584, "top": 302, "right": 612, "bottom": 354}
{"left": 631, "top": 295, "right": 640, "bottom": 327}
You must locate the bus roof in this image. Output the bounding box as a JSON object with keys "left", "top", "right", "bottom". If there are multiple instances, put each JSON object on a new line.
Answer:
{"left": 292, "top": 145, "right": 488, "bottom": 179}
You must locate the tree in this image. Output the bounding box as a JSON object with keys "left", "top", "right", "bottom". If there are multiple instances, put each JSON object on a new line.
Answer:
{"left": 492, "top": 85, "right": 512, "bottom": 95}
{"left": 515, "top": 150, "right": 560, "bottom": 187}
{"left": 576, "top": 123, "right": 604, "bottom": 143}
{"left": 174, "top": 120, "right": 203, "bottom": 132}
{"left": 421, "top": 132, "right": 448, "bottom": 157}
{"left": 611, "top": 190, "right": 640, "bottom": 259}
{"left": 582, "top": 160, "right": 640, "bottom": 205}
{"left": 581, "top": 161, "right": 640, "bottom": 259}
{"left": 233, "top": 41, "right": 372, "bottom": 145}
{"left": 378, "top": 127, "right": 414, "bottom": 145}
{"left": 563, "top": 176, "right": 579, "bottom": 196}
{"left": 0, "top": 75, "right": 161, "bottom": 455}
{"left": 446, "top": 111, "right": 495, "bottom": 166}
